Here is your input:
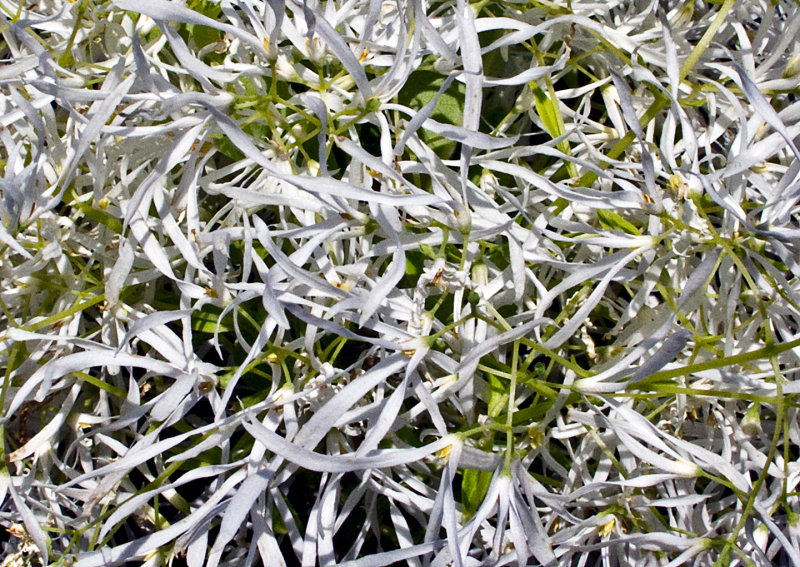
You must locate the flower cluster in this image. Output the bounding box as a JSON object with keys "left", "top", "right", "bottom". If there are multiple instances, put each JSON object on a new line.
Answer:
{"left": 1, "top": 0, "right": 800, "bottom": 565}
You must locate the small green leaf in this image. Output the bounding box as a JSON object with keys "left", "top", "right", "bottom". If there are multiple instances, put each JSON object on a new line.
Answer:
{"left": 69, "top": 197, "right": 124, "bottom": 234}
{"left": 211, "top": 133, "right": 245, "bottom": 161}
{"left": 487, "top": 372, "right": 509, "bottom": 419}
{"left": 531, "top": 82, "right": 561, "bottom": 139}
{"left": 530, "top": 81, "right": 578, "bottom": 178}
{"left": 191, "top": 308, "right": 232, "bottom": 334}
{"left": 398, "top": 70, "right": 465, "bottom": 158}
{"left": 597, "top": 209, "right": 641, "bottom": 235}
{"left": 419, "top": 243, "right": 437, "bottom": 260}
{"left": 462, "top": 468, "right": 493, "bottom": 520}
{"left": 405, "top": 251, "right": 424, "bottom": 277}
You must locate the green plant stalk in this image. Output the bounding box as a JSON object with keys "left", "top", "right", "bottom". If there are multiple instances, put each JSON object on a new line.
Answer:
{"left": 503, "top": 340, "right": 520, "bottom": 472}
{"left": 0, "top": 293, "right": 17, "bottom": 328}
{"left": 482, "top": 301, "right": 512, "bottom": 332}
{"left": 426, "top": 311, "right": 477, "bottom": 346}
{"left": 23, "top": 293, "right": 105, "bottom": 333}
{"left": 698, "top": 469, "right": 748, "bottom": 503}
{"left": 91, "top": 458, "right": 187, "bottom": 550}
{"left": 427, "top": 290, "right": 451, "bottom": 321}
{"left": 73, "top": 371, "right": 127, "bottom": 399}
{"left": 783, "top": 406, "right": 794, "bottom": 522}
{"left": 585, "top": 426, "right": 628, "bottom": 479}
{"left": 520, "top": 338, "right": 592, "bottom": 379}
{"left": 715, "top": 356, "right": 785, "bottom": 566}
{"left": 0, "top": 342, "right": 25, "bottom": 469}
{"left": 632, "top": 335, "right": 800, "bottom": 386}
{"left": 577, "top": 91, "right": 668, "bottom": 188}
{"left": 477, "top": 363, "right": 559, "bottom": 401}
{"left": 58, "top": 0, "right": 90, "bottom": 68}
{"left": 621, "top": 386, "right": 789, "bottom": 406}
{"left": 319, "top": 335, "right": 348, "bottom": 366}
{"left": 678, "top": 0, "right": 737, "bottom": 81}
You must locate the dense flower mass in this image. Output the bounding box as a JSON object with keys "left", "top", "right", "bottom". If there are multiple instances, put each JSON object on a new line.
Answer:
{"left": 1, "top": 0, "right": 800, "bottom": 565}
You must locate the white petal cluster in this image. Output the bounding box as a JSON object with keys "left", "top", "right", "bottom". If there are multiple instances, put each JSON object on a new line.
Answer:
{"left": 2, "top": 0, "right": 800, "bottom": 565}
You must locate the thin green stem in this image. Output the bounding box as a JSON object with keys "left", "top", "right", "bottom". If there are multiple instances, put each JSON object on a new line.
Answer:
{"left": 715, "top": 356, "right": 785, "bottom": 566}
{"left": 633, "top": 335, "right": 800, "bottom": 386}
{"left": 504, "top": 340, "right": 520, "bottom": 472}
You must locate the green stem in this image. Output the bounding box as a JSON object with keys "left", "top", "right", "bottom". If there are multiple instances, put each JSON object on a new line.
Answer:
{"left": 715, "top": 356, "right": 785, "bottom": 566}
{"left": 633, "top": 335, "right": 800, "bottom": 386}
{"left": 678, "top": 0, "right": 737, "bottom": 82}
{"left": 58, "top": 0, "right": 90, "bottom": 68}
{"left": 23, "top": 293, "right": 105, "bottom": 333}
{"left": 503, "top": 341, "right": 520, "bottom": 472}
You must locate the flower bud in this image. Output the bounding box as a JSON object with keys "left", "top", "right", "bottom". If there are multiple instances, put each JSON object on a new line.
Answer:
{"left": 450, "top": 203, "right": 472, "bottom": 235}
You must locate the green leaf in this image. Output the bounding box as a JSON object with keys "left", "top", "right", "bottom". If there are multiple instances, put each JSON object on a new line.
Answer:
{"left": 530, "top": 80, "right": 579, "bottom": 178}
{"left": 487, "top": 372, "right": 509, "bottom": 419}
{"left": 191, "top": 308, "right": 232, "bottom": 334}
{"left": 405, "top": 251, "right": 424, "bottom": 278}
{"left": 211, "top": 133, "right": 245, "bottom": 161}
{"left": 399, "top": 70, "right": 464, "bottom": 126}
{"left": 461, "top": 468, "right": 493, "bottom": 520}
{"left": 68, "top": 193, "right": 124, "bottom": 234}
{"left": 596, "top": 209, "right": 641, "bottom": 235}
{"left": 398, "top": 70, "right": 465, "bottom": 158}
{"left": 419, "top": 243, "right": 437, "bottom": 260}
{"left": 531, "top": 82, "right": 562, "bottom": 139}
